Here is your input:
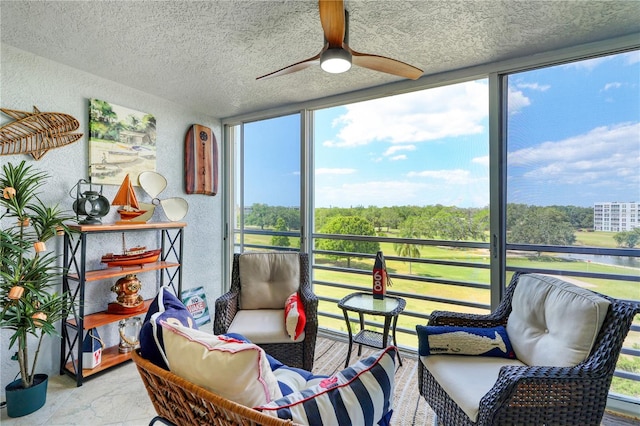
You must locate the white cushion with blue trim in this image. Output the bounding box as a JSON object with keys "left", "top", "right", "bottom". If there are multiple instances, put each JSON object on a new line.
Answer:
{"left": 257, "top": 346, "right": 396, "bottom": 426}
{"left": 161, "top": 322, "right": 283, "bottom": 408}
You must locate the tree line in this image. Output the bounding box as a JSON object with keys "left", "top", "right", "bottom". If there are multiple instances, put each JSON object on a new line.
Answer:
{"left": 242, "top": 203, "right": 639, "bottom": 251}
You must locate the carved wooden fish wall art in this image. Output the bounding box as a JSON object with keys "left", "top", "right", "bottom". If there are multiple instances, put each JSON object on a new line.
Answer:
{"left": 0, "top": 106, "right": 83, "bottom": 160}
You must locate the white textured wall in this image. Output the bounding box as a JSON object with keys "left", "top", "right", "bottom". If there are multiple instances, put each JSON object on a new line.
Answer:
{"left": 0, "top": 44, "right": 223, "bottom": 392}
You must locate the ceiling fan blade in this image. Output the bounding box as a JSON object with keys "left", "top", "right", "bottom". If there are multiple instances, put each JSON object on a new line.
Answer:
{"left": 319, "top": 0, "right": 346, "bottom": 48}
{"left": 349, "top": 47, "right": 423, "bottom": 80}
{"left": 256, "top": 50, "right": 323, "bottom": 80}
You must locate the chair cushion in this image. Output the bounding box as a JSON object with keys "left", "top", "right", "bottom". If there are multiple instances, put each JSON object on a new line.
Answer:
{"left": 416, "top": 325, "right": 516, "bottom": 359}
{"left": 257, "top": 346, "right": 396, "bottom": 426}
{"left": 506, "top": 274, "right": 610, "bottom": 367}
{"left": 422, "top": 354, "right": 526, "bottom": 422}
{"left": 161, "top": 322, "right": 283, "bottom": 407}
{"left": 239, "top": 252, "right": 300, "bottom": 309}
{"left": 285, "top": 292, "right": 306, "bottom": 340}
{"left": 139, "top": 287, "right": 197, "bottom": 369}
{"left": 228, "top": 309, "right": 305, "bottom": 344}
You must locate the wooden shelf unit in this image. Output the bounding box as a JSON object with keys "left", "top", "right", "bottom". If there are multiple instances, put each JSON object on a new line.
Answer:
{"left": 66, "top": 262, "right": 180, "bottom": 282}
{"left": 66, "top": 299, "right": 154, "bottom": 329}
{"left": 60, "top": 222, "right": 185, "bottom": 386}
{"left": 65, "top": 346, "right": 134, "bottom": 379}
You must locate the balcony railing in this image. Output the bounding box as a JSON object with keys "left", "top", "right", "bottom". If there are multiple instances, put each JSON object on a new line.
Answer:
{"left": 234, "top": 229, "right": 640, "bottom": 403}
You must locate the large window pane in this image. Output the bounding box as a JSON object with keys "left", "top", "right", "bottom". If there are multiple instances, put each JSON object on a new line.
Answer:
{"left": 233, "top": 114, "right": 302, "bottom": 252}
{"left": 313, "top": 80, "right": 490, "bottom": 347}
{"left": 506, "top": 50, "right": 640, "bottom": 402}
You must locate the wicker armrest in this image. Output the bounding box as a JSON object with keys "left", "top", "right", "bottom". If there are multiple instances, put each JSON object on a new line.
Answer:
{"left": 428, "top": 310, "right": 507, "bottom": 328}
{"left": 299, "top": 285, "right": 318, "bottom": 317}
{"left": 427, "top": 274, "right": 518, "bottom": 328}
{"left": 213, "top": 290, "right": 239, "bottom": 334}
{"left": 477, "top": 363, "right": 598, "bottom": 423}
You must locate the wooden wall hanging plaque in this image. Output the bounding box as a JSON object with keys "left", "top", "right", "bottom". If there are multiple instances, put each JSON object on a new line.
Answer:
{"left": 184, "top": 124, "right": 217, "bottom": 196}
{"left": 0, "top": 106, "right": 82, "bottom": 160}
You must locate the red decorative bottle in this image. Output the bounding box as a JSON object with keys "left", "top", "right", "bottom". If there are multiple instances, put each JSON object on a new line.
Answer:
{"left": 373, "top": 251, "right": 386, "bottom": 299}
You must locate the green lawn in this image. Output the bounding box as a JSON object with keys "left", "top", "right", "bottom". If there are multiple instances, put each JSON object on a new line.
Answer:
{"left": 574, "top": 229, "right": 621, "bottom": 248}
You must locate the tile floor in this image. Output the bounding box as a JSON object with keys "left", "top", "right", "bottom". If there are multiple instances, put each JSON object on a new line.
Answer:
{"left": 2, "top": 346, "right": 638, "bottom": 425}
{"left": 1, "top": 362, "right": 156, "bottom": 426}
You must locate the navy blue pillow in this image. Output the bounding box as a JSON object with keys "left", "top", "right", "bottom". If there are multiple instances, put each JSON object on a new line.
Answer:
{"left": 416, "top": 325, "right": 516, "bottom": 359}
{"left": 139, "top": 287, "right": 197, "bottom": 369}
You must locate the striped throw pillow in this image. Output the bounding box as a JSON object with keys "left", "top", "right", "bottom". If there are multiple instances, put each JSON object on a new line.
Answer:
{"left": 257, "top": 346, "right": 396, "bottom": 426}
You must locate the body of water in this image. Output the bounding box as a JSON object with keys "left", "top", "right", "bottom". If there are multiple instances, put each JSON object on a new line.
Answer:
{"left": 562, "top": 253, "right": 640, "bottom": 269}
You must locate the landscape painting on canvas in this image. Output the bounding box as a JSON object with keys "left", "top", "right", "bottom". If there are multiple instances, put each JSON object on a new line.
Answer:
{"left": 89, "top": 99, "right": 156, "bottom": 185}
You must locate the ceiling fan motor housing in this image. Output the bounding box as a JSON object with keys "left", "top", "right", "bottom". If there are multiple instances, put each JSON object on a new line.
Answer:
{"left": 321, "top": 48, "right": 352, "bottom": 73}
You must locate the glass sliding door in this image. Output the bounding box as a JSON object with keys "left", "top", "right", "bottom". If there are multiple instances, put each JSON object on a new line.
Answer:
{"left": 231, "top": 113, "right": 303, "bottom": 253}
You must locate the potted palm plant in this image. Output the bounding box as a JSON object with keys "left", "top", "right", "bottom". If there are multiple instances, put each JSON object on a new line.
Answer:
{"left": 0, "top": 160, "right": 74, "bottom": 417}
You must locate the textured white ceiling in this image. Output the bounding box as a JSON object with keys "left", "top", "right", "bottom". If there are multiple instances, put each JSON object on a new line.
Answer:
{"left": 1, "top": 1, "right": 639, "bottom": 119}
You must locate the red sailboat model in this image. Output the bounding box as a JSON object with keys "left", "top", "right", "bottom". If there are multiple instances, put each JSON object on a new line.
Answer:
{"left": 112, "top": 174, "right": 147, "bottom": 221}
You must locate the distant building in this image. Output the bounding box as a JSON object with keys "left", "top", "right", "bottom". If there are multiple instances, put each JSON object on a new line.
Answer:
{"left": 594, "top": 202, "right": 639, "bottom": 232}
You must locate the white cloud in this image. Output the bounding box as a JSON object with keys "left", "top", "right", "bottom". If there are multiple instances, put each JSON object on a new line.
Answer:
{"left": 603, "top": 82, "right": 623, "bottom": 91}
{"left": 507, "top": 87, "right": 531, "bottom": 114}
{"left": 509, "top": 122, "right": 640, "bottom": 187}
{"left": 622, "top": 50, "right": 640, "bottom": 65}
{"left": 406, "top": 168, "right": 473, "bottom": 185}
{"left": 389, "top": 155, "right": 407, "bottom": 161}
{"left": 472, "top": 155, "right": 489, "bottom": 166}
{"left": 315, "top": 168, "right": 356, "bottom": 175}
{"left": 322, "top": 80, "right": 488, "bottom": 148}
{"left": 383, "top": 144, "right": 416, "bottom": 156}
{"left": 516, "top": 82, "right": 551, "bottom": 92}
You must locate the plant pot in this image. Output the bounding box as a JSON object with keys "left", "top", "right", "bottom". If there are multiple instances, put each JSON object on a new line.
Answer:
{"left": 4, "top": 374, "right": 48, "bottom": 418}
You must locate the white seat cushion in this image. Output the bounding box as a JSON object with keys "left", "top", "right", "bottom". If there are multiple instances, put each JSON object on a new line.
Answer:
{"left": 239, "top": 252, "right": 300, "bottom": 309}
{"left": 506, "top": 274, "right": 610, "bottom": 367}
{"left": 422, "top": 355, "right": 525, "bottom": 422}
{"left": 228, "top": 309, "right": 305, "bottom": 344}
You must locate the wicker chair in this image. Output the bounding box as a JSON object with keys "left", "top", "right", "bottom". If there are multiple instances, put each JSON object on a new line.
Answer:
{"left": 214, "top": 252, "right": 318, "bottom": 371}
{"left": 132, "top": 350, "right": 297, "bottom": 426}
{"left": 418, "top": 272, "right": 639, "bottom": 426}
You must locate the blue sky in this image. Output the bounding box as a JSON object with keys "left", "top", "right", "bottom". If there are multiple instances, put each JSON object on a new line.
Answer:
{"left": 244, "top": 50, "right": 639, "bottom": 209}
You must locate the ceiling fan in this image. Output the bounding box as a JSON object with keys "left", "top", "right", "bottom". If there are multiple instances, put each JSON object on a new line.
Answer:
{"left": 256, "top": 0, "right": 423, "bottom": 80}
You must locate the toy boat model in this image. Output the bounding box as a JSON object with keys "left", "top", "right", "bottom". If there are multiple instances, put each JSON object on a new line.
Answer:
{"left": 101, "top": 247, "right": 161, "bottom": 267}
{"left": 112, "top": 174, "right": 147, "bottom": 221}
{"left": 102, "top": 234, "right": 161, "bottom": 267}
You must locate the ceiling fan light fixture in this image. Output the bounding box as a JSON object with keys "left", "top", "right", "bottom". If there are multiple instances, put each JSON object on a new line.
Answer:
{"left": 320, "top": 48, "right": 352, "bottom": 74}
